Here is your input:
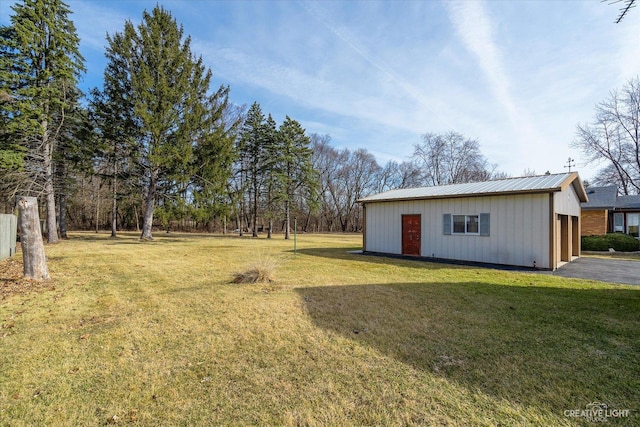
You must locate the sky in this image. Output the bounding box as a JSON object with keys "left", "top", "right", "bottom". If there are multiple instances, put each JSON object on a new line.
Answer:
{"left": 1, "top": 0, "right": 639, "bottom": 182}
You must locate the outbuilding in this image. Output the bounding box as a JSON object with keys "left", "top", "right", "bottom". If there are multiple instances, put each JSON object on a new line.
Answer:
{"left": 358, "top": 172, "right": 588, "bottom": 270}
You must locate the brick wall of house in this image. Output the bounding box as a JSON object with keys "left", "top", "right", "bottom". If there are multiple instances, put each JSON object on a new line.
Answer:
{"left": 581, "top": 209, "right": 608, "bottom": 236}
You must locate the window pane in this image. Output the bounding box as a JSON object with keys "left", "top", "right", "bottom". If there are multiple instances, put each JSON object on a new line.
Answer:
{"left": 628, "top": 214, "right": 639, "bottom": 237}
{"left": 467, "top": 215, "right": 479, "bottom": 233}
{"left": 453, "top": 215, "right": 465, "bottom": 233}
{"left": 614, "top": 213, "right": 624, "bottom": 232}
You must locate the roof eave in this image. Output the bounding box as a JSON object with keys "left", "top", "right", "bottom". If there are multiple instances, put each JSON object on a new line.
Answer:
{"left": 559, "top": 172, "right": 588, "bottom": 202}
{"left": 358, "top": 187, "right": 565, "bottom": 204}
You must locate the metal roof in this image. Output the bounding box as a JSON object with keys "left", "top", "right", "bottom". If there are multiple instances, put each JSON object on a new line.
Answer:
{"left": 358, "top": 172, "right": 587, "bottom": 203}
{"left": 581, "top": 186, "right": 618, "bottom": 209}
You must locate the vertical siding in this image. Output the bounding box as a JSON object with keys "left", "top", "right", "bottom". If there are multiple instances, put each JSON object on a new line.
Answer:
{"left": 364, "top": 193, "right": 552, "bottom": 268}
{"left": 554, "top": 184, "right": 581, "bottom": 216}
{"left": 0, "top": 214, "right": 18, "bottom": 261}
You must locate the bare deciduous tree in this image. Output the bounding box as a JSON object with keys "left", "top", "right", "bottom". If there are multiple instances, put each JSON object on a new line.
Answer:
{"left": 573, "top": 76, "right": 640, "bottom": 195}
{"left": 412, "top": 131, "right": 495, "bottom": 186}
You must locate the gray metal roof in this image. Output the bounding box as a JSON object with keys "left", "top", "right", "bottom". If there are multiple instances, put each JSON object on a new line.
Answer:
{"left": 581, "top": 186, "right": 618, "bottom": 209}
{"left": 358, "top": 172, "right": 587, "bottom": 203}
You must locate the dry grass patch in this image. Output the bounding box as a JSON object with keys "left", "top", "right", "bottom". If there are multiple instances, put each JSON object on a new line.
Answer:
{"left": 232, "top": 251, "right": 280, "bottom": 284}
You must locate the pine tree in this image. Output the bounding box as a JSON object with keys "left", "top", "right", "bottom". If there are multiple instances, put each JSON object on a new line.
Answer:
{"left": 106, "top": 5, "right": 217, "bottom": 240}
{"left": 190, "top": 86, "right": 240, "bottom": 231}
{"left": 90, "top": 30, "right": 141, "bottom": 238}
{"left": 274, "top": 117, "right": 319, "bottom": 239}
{"left": 1, "top": 0, "right": 85, "bottom": 242}
{"left": 238, "top": 102, "right": 269, "bottom": 237}
{"left": 263, "top": 114, "right": 279, "bottom": 238}
{"left": 0, "top": 26, "right": 27, "bottom": 172}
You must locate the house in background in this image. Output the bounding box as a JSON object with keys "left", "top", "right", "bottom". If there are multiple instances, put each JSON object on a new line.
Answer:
{"left": 582, "top": 186, "right": 640, "bottom": 237}
{"left": 581, "top": 186, "right": 617, "bottom": 236}
{"left": 358, "top": 172, "right": 587, "bottom": 271}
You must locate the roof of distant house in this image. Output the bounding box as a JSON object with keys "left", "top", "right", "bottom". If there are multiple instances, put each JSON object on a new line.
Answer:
{"left": 358, "top": 172, "right": 587, "bottom": 203}
{"left": 581, "top": 185, "right": 618, "bottom": 210}
{"left": 616, "top": 194, "right": 640, "bottom": 210}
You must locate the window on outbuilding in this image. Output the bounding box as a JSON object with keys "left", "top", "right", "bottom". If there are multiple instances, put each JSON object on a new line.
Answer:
{"left": 479, "top": 213, "right": 490, "bottom": 236}
{"left": 453, "top": 215, "right": 467, "bottom": 233}
{"left": 444, "top": 213, "right": 490, "bottom": 236}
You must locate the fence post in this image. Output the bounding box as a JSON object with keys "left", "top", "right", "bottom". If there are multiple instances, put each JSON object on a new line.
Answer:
{"left": 0, "top": 213, "right": 17, "bottom": 261}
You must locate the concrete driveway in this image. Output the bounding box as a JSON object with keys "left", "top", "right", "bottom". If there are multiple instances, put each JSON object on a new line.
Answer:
{"left": 553, "top": 257, "right": 640, "bottom": 285}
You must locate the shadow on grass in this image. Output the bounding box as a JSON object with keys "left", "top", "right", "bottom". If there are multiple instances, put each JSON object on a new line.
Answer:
{"left": 295, "top": 281, "right": 640, "bottom": 420}
{"left": 295, "top": 246, "right": 548, "bottom": 272}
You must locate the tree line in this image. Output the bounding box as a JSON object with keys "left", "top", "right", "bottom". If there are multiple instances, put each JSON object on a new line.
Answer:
{"left": 0, "top": 1, "right": 506, "bottom": 239}
{"left": 3, "top": 1, "right": 635, "bottom": 241}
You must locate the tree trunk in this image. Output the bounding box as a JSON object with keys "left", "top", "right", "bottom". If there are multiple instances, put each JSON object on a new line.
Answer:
{"left": 303, "top": 211, "right": 311, "bottom": 232}
{"left": 59, "top": 192, "right": 68, "bottom": 239}
{"left": 95, "top": 196, "right": 99, "bottom": 233}
{"left": 284, "top": 199, "right": 290, "bottom": 240}
{"left": 238, "top": 201, "right": 244, "bottom": 237}
{"left": 134, "top": 205, "right": 140, "bottom": 232}
{"left": 111, "top": 164, "right": 117, "bottom": 238}
{"left": 267, "top": 219, "right": 272, "bottom": 239}
{"left": 57, "top": 155, "right": 68, "bottom": 239}
{"left": 42, "top": 116, "right": 59, "bottom": 244}
{"left": 140, "top": 171, "right": 156, "bottom": 240}
{"left": 17, "top": 196, "right": 50, "bottom": 281}
{"left": 252, "top": 183, "right": 258, "bottom": 238}
{"left": 43, "top": 154, "right": 59, "bottom": 243}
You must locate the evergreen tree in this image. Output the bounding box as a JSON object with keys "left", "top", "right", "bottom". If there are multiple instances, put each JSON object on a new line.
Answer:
{"left": 90, "top": 30, "right": 140, "bottom": 238}
{"left": 0, "top": 0, "right": 85, "bottom": 242}
{"left": 0, "top": 26, "right": 26, "bottom": 172}
{"left": 274, "top": 117, "right": 318, "bottom": 239}
{"left": 262, "top": 114, "right": 279, "bottom": 238}
{"left": 54, "top": 87, "right": 90, "bottom": 239}
{"left": 190, "top": 86, "right": 240, "bottom": 231}
{"left": 238, "top": 102, "right": 269, "bottom": 237}
{"left": 106, "top": 6, "right": 217, "bottom": 240}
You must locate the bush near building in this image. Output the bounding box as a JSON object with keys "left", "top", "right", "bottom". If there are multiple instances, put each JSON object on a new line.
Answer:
{"left": 582, "top": 233, "right": 640, "bottom": 252}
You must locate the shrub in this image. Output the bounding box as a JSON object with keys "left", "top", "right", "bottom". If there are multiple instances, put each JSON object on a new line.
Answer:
{"left": 232, "top": 254, "right": 278, "bottom": 284}
{"left": 582, "top": 233, "right": 640, "bottom": 252}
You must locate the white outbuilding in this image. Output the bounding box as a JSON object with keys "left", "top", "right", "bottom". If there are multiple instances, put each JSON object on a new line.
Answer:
{"left": 358, "top": 172, "right": 588, "bottom": 270}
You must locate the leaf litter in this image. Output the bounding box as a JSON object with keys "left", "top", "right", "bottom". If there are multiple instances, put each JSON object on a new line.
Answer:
{"left": 0, "top": 255, "right": 55, "bottom": 300}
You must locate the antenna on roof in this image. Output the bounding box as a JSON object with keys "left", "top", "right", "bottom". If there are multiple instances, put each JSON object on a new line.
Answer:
{"left": 564, "top": 157, "right": 576, "bottom": 172}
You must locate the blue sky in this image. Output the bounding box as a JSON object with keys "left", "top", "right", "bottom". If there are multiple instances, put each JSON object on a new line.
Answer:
{"left": 2, "top": 1, "right": 639, "bottom": 182}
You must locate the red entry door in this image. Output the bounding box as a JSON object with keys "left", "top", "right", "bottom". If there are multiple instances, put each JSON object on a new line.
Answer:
{"left": 402, "top": 215, "right": 421, "bottom": 256}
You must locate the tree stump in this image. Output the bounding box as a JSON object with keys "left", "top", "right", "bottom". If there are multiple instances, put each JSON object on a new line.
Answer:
{"left": 17, "top": 196, "right": 50, "bottom": 281}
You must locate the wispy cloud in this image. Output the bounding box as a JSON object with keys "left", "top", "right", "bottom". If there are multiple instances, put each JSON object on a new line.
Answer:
{"left": 446, "top": 1, "right": 541, "bottom": 146}
{"left": 299, "top": 1, "right": 455, "bottom": 131}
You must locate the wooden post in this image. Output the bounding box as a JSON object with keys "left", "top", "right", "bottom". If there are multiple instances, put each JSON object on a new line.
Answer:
{"left": 17, "top": 196, "right": 50, "bottom": 281}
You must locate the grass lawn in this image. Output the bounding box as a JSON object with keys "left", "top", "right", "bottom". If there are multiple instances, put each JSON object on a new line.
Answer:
{"left": 583, "top": 251, "right": 640, "bottom": 262}
{"left": 1, "top": 232, "right": 638, "bottom": 426}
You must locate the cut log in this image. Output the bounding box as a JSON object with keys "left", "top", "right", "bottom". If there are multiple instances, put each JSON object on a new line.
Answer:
{"left": 17, "top": 196, "right": 50, "bottom": 281}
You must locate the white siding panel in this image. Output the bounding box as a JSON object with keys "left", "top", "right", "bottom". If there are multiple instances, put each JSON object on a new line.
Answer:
{"left": 554, "top": 185, "right": 581, "bottom": 216}
{"left": 364, "top": 192, "right": 552, "bottom": 268}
